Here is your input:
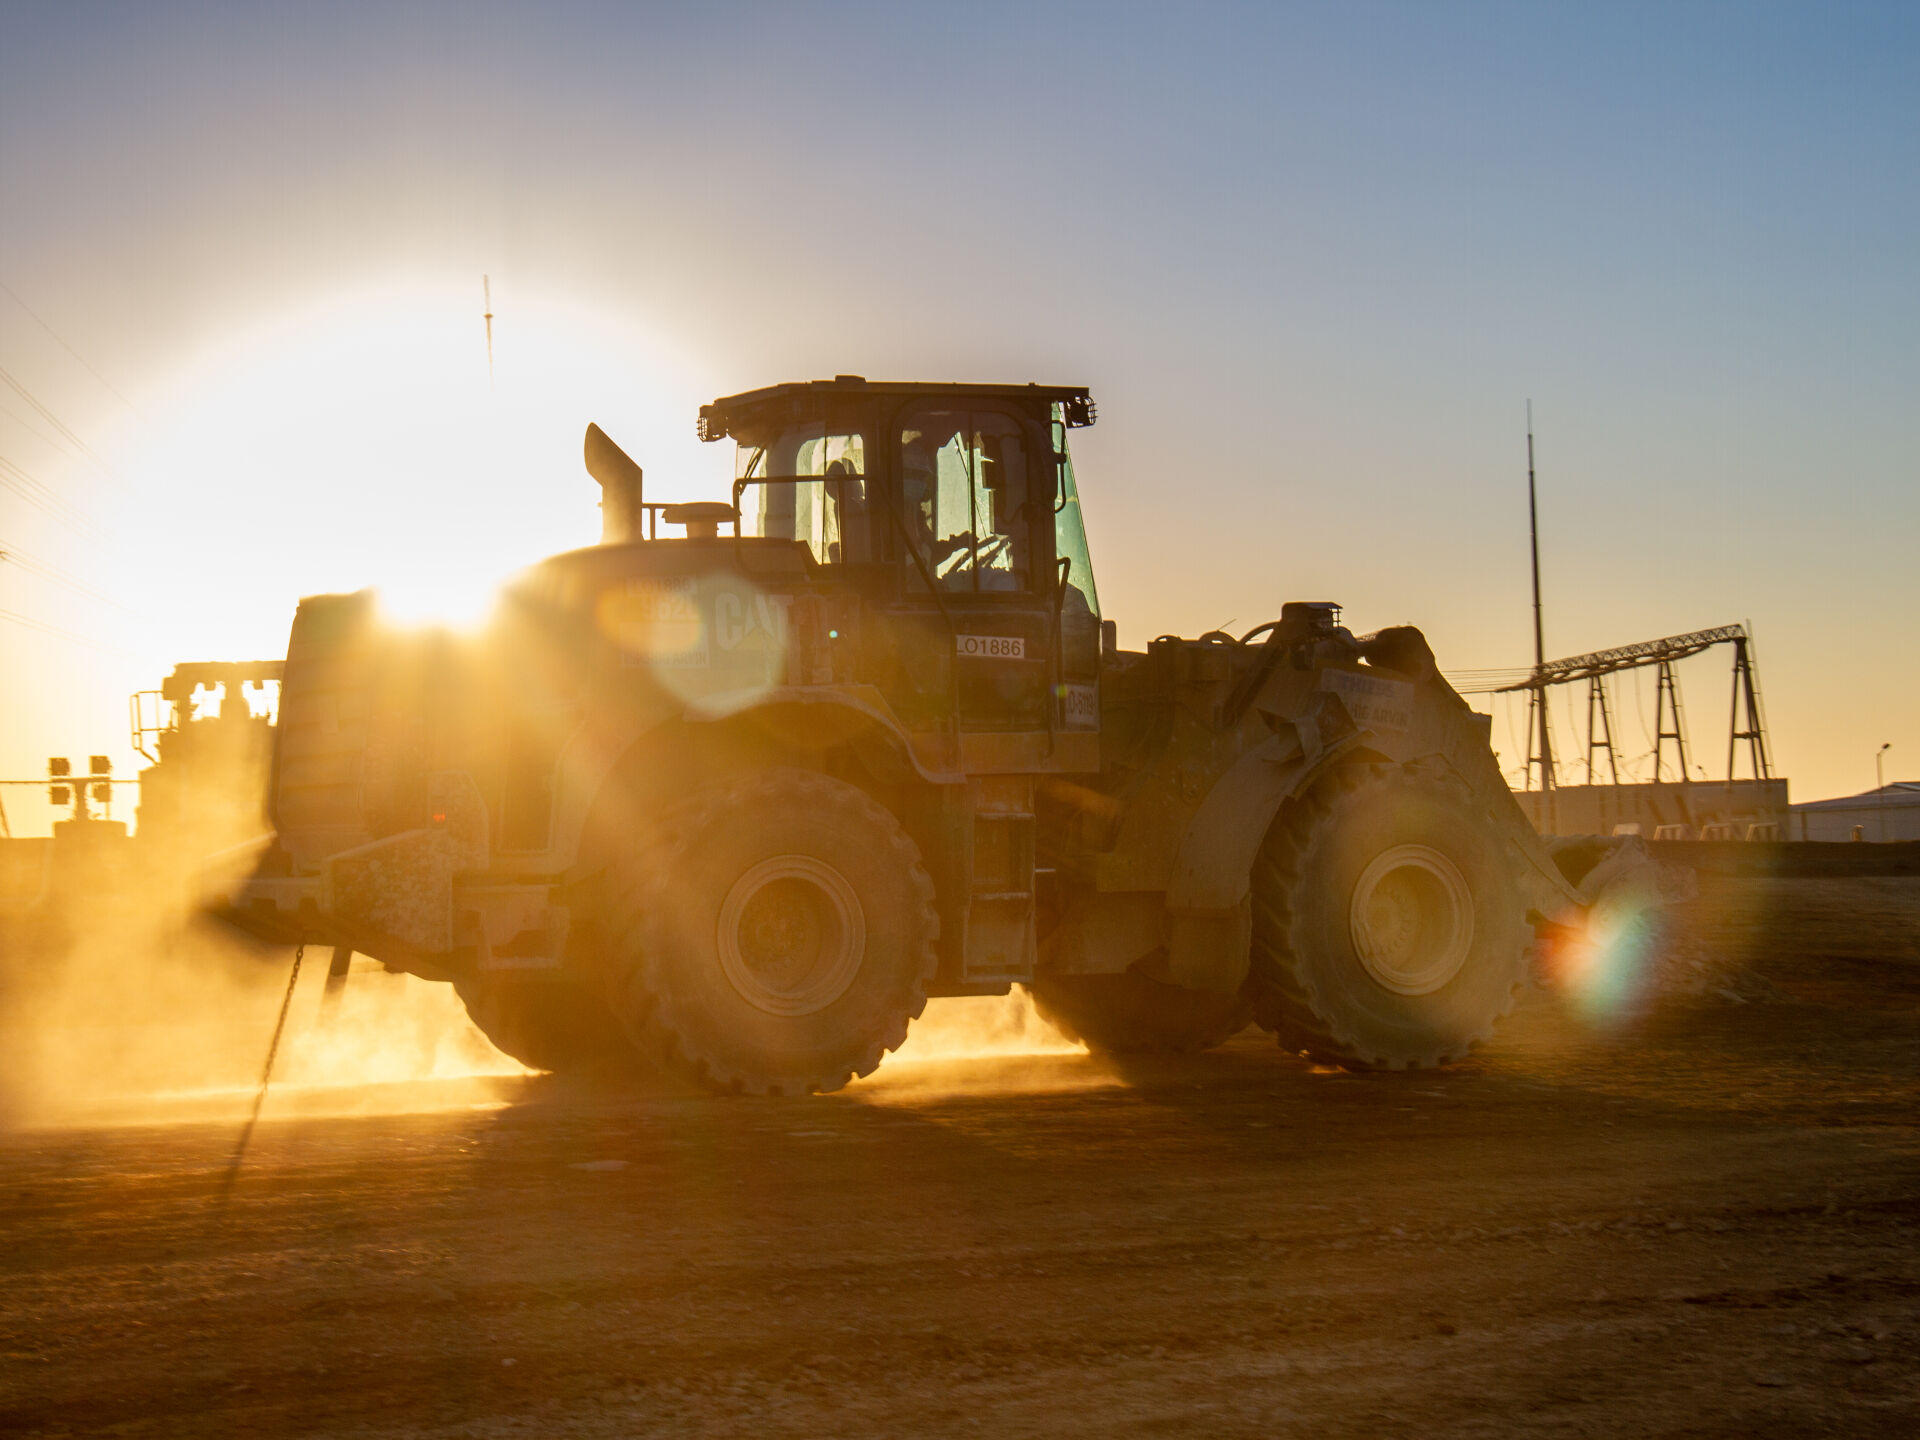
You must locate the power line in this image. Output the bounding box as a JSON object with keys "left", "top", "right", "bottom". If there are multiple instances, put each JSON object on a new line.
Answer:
{"left": 0, "top": 278, "right": 141, "bottom": 416}
{"left": 0, "top": 396, "right": 84, "bottom": 459}
{"left": 0, "top": 362, "right": 109, "bottom": 471}
{"left": 0, "top": 540, "right": 127, "bottom": 610}
{"left": 0, "top": 604, "right": 132, "bottom": 655}
{"left": 1448, "top": 667, "right": 1536, "bottom": 694}
{"left": 0, "top": 451, "right": 98, "bottom": 534}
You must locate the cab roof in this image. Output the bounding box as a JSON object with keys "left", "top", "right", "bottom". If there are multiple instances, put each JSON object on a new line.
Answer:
{"left": 697, "top": 376, "right": 1094, "bottom": 442}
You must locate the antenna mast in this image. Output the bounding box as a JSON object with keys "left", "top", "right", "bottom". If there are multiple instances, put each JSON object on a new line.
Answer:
{"left": 482, "top": 275, "right": 495, "bottom": 387}
{"left": 1524, "top": 401, "right": 1557, "bottom": 811}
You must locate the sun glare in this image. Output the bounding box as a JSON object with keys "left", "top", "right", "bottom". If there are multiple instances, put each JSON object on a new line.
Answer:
{"left": 104, "top": 279, "right": 727, "bottom": 662}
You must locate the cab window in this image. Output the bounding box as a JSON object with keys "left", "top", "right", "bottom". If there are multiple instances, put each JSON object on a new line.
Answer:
{"left": 736, "top": 424, "right": 871, "bottom": 565}
{"left": 899, "top": 409, "right": 1032, "bottom": 592}
{"left": 1051, "top": 408, "right": 1099, "bottom": 620}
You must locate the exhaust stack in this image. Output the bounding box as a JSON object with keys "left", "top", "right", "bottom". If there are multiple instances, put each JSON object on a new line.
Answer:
{"left": 584, "top": 423, "right": 644, "bottom": 543}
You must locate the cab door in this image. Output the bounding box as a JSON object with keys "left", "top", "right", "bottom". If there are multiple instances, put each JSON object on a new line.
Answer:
{"left": 893, "top": 403, "right": 1055, "bottom": 734}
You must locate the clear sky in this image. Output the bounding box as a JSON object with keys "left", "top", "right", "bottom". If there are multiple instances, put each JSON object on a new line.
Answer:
{"left": 1, "top": 1, "right": 1915, "bottom": 832}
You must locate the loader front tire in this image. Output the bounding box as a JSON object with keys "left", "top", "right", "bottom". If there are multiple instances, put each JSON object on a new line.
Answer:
{"left": 607, "top": 768, "right": 938, "bottom": 1095}
{"left": 1026, "top": 964, "right": 1250, "bottom": 1054}
{"left": 1247, "top": 761, "right": 1529, "bottom": 1068}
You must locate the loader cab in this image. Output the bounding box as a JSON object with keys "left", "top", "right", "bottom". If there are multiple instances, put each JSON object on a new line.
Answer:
{"left": 702, "top": 379, "right": 1102, "bottom": 759}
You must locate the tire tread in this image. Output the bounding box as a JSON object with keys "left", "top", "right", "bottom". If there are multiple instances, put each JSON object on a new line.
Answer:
{"left": 1247, "top": 760, "right": 1526, "bottom": 1069}
{"left": 607, "top": 768, "right": 938, "bottom": 1095}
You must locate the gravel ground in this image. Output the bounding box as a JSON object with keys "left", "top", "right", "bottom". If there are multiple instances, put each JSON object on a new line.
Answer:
{"left": 2, "top": 873, "right": 1917, "bottom": 1438}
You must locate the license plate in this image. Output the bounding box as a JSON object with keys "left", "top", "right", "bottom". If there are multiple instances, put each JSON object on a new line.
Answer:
{"left": 956, "top": 634, "right": 1026, "bottom": 660}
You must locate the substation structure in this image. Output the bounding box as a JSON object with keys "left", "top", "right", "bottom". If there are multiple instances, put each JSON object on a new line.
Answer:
{"left": 1449, "top": 624, "right": 1788, "bottom": 840}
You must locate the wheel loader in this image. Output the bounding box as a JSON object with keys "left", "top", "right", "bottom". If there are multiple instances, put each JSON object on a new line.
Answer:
{"left": 216, "top": 377, "right": 1634, "bottom": 1092}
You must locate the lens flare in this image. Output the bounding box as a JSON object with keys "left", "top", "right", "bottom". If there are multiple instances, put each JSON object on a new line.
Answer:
{"left": 595, "top": 569, "right": 790, "bottom": 714}
{"left": 1539, "top": 891, "right": 1663, "bottom": 1022}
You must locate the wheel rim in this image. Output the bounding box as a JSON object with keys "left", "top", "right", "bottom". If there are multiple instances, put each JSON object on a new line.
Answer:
{"left": 1347, "top": 843, "right": 1474, "bottom": 996}
{"left": 716, "top": 855, "right": 866, "bottom": 1016}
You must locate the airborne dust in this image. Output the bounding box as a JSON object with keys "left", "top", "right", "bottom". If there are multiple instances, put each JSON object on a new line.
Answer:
{"left": 0, "top": 909, "right": 1098, "bottom": 1130}
{"left": 0, "top": 862, "right": 1086, "bottom": 1131}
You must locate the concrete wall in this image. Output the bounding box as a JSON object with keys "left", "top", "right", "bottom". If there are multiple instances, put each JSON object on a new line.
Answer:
{"left": 1513, "top": 779, "right": 1790, "bottom": 839}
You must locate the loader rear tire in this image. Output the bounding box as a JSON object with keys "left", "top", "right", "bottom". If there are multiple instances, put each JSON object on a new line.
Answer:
{"left": 1026, "top": 964, "right": 1251, "bottom": 1054}
{"left": 454, "top": 976, "right": 638, "bottom": 1075}
{"left": 1247, "top": 761, "right": 1529, "bottom": 1069}
{"left": 606, "top": 768, "right": 939, "bottom": 1096}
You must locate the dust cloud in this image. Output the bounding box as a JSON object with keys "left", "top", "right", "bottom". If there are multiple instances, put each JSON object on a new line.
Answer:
{"left": 852, "top": 991, "right": 1109, "bottom": 1101}
{"left": 892, "top": 991, "right": 1082, "bottom": 1063}
{"left": 0, "top": 899, "right": 521, "bottom": 1133}
{"left": 0, "top": 689, "right": 525, "bottom": 1131}
{"left": 0, "top": 901, "right": 1098, "bottom": 1127}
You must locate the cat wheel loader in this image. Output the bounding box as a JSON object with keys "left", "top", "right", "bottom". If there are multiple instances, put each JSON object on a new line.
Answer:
{"left": 216, "top": 377, "right": 1639, "bottom": 1092}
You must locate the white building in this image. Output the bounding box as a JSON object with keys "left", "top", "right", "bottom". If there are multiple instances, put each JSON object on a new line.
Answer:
{"left": 1790, "top": 782, "right": 1920, "bottom": 842}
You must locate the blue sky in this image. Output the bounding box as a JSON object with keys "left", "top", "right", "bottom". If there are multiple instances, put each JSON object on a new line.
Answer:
{"left": 1, "top": 1, "right": 1915, "bottom": 813}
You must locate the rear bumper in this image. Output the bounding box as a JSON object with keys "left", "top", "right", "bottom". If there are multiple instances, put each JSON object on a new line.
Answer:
{"left": 204, "top": 831, "right": 568, "bottom": 979}
{"left": 204, "top": 825, "right": 455, "bottom": 963}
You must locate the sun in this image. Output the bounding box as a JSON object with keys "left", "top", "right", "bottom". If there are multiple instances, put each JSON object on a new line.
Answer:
{"left": 102, "top": 277, "right": 730, "bottom": 663}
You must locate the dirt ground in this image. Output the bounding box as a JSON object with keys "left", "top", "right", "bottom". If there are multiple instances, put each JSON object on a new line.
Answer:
{"left": 3, "top": 874, "right": 1918, "bottom": 1438}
